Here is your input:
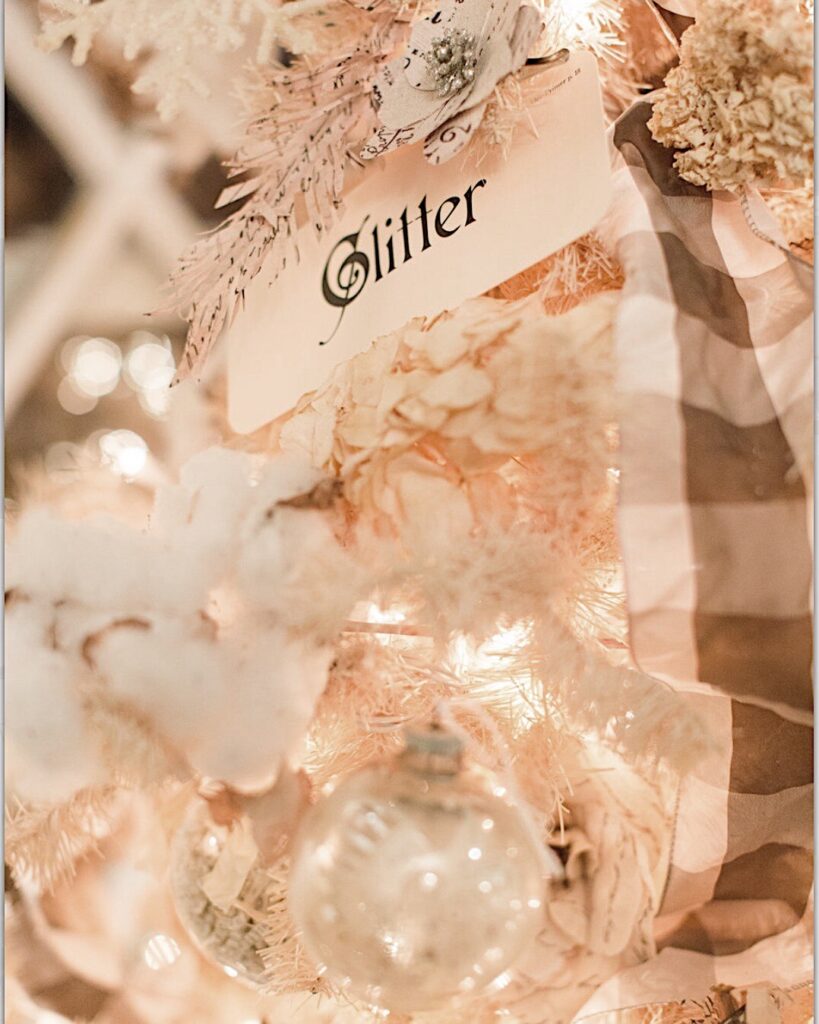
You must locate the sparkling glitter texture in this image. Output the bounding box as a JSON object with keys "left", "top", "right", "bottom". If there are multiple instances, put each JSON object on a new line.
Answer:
{"left": 425, "top": 29, "right": 479, "bottom": 97}
{"left": 288, "top": 727, "right": 546, "bottom": 1013}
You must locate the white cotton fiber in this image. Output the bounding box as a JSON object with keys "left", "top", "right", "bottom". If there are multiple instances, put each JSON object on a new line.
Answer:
{"left": 91, "top": 615, "right": 331, "bottom": 791}
{"left": 236, "top": 452, "right": 335, "bottom": 604}
{"left": 237, "top": 506, "right": 333, "bottom": 604}
{"left": 6, "top": 601, "right": 105, "bottom": 804}
{"left": 184, "top": 624, "right": 333, "bottom": 792}
{"left": 250, "top": 452, "right": 325, "bottom": 507}
{"left": 91, "top": 618, "right": 229, "bottom": 752}
{"left": 151, "top": 448, "right": 253, "bottom": 585}
{"left": 153, "top": 447, "right": 252, "bottom": 543}
{"left": 6, "top": 507, "right": 211, "bottom": 616}
{"left": 6, "top": 447, "right": 339, "bottom": 800}
{"left": 237, "top": 505, "right": 367, "bottom": 640}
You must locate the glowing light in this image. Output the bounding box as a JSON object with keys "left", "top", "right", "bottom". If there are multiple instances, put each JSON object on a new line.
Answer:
{"left": 139, "top": 386, "right": 171, "bottom": 418}
{"left": 491, "top": 970, "right": 514, "bottom": 992}
{"left": 99, "top": 430, "right": 148, "bottom": 479}
{"left": 67, "top": 337, "right": 122, "bottom": 397}
{"left": 315, "top": 842, "right": 336, "bottom": 870}
{"left": 202, "top": 833, "right": 220, "bottom": 855}
{"left": 223, "top": 965, "right": 239, "bottom": 978}
{"left": 481, "top": 817, "right": 495, "bottom": 831}
{"left": 364, "top": 602, "right": 407, "bottom": 625}
{"left": 348, "top": 600, "right": 412, "bottom": 645}
{"left": 449, "top": 623, "right": 539, "bottom": 721}
{"left": 527, "top": 898, "right": 542, "bottom": 909}
{"left": 60, "top": 335, "right": 88, "bottom": 372}
{"left": 421, "top": 871, "right": 439, "bottom": 890}
{"left": 143, "top": 933, "right": 181, "bottom": 970}
{"left": 125, "top": 336, "right": 174, "bottom": 390}
{"left": 478, "top": 880, "right": 493, "bottom": 894}
{"left": 468, "top": 846, "right": 482, "bottom": 861}
{"left": 320, "top": 902, "right": 338, "bottom": 923}
{"left": 117, "top": 333, "right": 175, "bottom": 418}
{"left": 561, "top": 0, "right": 595, "bottom": 19}
{"left": 57, "top": 376, "right": 97, "bottom": 415}
{"left": 35, "top": 1012, "right": 71, "bottom": 1024}
{"left": 380, "top": 932, "right": 401, "bottom": 958}
{"left": 451, "top": 622, "right": 530, "bottom": 673}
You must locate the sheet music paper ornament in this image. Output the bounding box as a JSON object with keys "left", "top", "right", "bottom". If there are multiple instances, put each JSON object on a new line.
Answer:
{"left": 362, "top": 0, "right": 544, "bottom": 165}
{"left": 288, "top": 724, "right": 561, "bottom": 1013}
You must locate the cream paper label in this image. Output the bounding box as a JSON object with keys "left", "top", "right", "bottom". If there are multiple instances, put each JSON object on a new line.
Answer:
{"left": 228, "top": 50, "right": 611, "bottom": 433}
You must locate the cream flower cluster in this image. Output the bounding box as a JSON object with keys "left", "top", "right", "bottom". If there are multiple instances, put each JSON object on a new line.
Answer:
{"left": 281, "top": 293, "right": 618, "bottom": 541}
{"left": 763, "top": 180, "right": 814, "bottom": 250}
{"left": 648, "top": 0, "right": 813, "bottom": 192}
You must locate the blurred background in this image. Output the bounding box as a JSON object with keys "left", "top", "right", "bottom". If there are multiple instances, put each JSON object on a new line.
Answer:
{"left": 4, "top": 0, "right": 249, "bottom": 509}
{"left": 5, "top": 11, "right": 292, "bottom": 1018}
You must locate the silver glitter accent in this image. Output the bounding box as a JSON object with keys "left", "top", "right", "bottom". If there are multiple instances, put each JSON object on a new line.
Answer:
{"left": 425, "top": 28, "right": 479, "bottom": 97}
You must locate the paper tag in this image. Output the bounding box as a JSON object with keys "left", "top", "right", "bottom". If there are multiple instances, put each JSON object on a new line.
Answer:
{"left": 228, "top": 51, "right": 611, "bottom": 434}
{"left": 200, "top": 818, "right": 259, "bottom": 912}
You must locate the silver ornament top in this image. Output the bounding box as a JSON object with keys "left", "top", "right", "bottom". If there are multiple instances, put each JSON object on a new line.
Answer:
{"left": 424, "top": 28, "right": 479, "bottom": 97}
{"left": 401, "top": 723, "right": 464, "bottom": 775}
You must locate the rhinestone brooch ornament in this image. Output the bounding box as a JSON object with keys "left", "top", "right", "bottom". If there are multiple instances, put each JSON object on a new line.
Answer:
{"left": 425, "top": 29, "right": 479, "bottom": 97}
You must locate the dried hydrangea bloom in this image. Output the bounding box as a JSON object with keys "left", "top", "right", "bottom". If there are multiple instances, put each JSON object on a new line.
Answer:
{"left": 648, "top": 0, "right": 813, "bottom": 192}
{"left": 762, "top": 180, "right": 814, "bottom": 253}
{"left": 280, "top": 293, "right": 618, "bottom": 540}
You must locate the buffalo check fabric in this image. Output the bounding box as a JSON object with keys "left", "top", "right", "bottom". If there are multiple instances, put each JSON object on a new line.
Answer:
{"left": 598, "top": 102, "right": 813, "bottom": 971}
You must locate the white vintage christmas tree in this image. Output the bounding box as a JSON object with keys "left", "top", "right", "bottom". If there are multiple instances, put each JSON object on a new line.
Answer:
{"left": 5, "top": 0, "right": 813, "bottom": 1021}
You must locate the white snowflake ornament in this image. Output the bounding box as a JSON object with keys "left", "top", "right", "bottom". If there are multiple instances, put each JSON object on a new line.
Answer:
{"left": 362, "top": 0, "right": 544, "bottom": 165}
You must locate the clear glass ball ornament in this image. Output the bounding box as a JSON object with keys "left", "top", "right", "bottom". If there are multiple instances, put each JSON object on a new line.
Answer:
{"left": 169, "top": 797, "right": 271, "bottom": 988}
{"left": 288, "top": 726, "right": 549, "bottom": 1013}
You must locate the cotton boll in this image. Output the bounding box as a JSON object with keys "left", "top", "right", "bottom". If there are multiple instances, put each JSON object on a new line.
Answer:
{"left": 92, "top": 617, "right": 332, "bottom": 792}
{"left": 151, "top": 447, "right": 251, "bottom": 558}
{"left": 152, "top": 448, "right": 255, "bottom": 581}
{"left": 237, "top": 506, "right": 365, "bottom": 640}
{"left": 186, "top": 626, "right": 333, "bottom": 792}
{"left": 52, "top": 603, "right": 141, "bottom": 655}
{"left": 151, "top": 451, "right": 323, "bottom": 593}
{"left": 91, "top": 619, "right": 229, "bottom": 754}
{"left": 6, "top": 600, "right": 105, "bottom": 803}
{"left": 179, "top": 446, "right": 252, "bottom": 493}
{"left": 7, "top": 507, "right": 210, "bottom": 616}
{"left": 237, "top": 506, "right": 325, "bottom": 597}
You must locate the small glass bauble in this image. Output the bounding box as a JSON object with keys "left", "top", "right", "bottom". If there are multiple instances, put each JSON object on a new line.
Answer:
{"left": 288, "top": 726, "right": 548, "bottom": 1013}
{"left": 169, "top": 798, "right": 270, "bottom": 988}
